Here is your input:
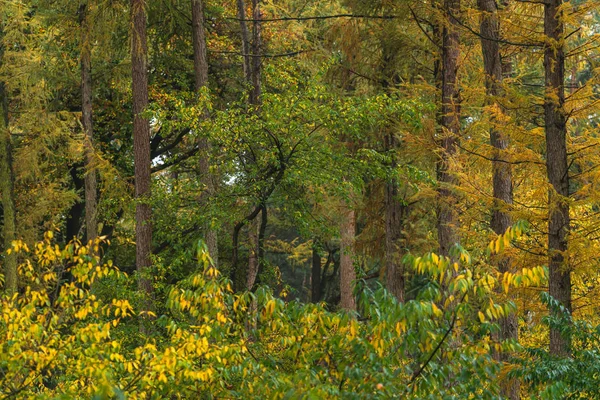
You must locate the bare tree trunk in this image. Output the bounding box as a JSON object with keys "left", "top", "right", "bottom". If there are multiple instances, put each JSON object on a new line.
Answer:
{"left": 236, "top": 0, "right": 252, "bottom": 85}
{"left": 250, "top": 0, "right": 261, "bottom": 105}
{"left": 379, "top": 23, "right": 406, "bottom": 303}
{"left": 340, "top": 200, "right": 356, "bottom": 311}
{"left": 131, "top": 0, "right": 153, "bottom": 321}
{"left": 0, "top": 80, "right": 17, "bottom": 294}
{"left": 385, "top": 131, "right": 405, "bottom": 302}
{"left": 436, "top": 0, "right": 461, "bottom": 257}
{"left": 79, "top": 3, "right": 97, "bottom": 246}
{"left": 311, "top": 240, "right": 322, "bottom": 303}
{"left": 544, "top": 0, "right": 570, "bottom": 357}
{"left": 191, "top": 0, "right": 218, "bottom": 266}
{"left": 478, "top": 1, "right": 518, "bottom": 397}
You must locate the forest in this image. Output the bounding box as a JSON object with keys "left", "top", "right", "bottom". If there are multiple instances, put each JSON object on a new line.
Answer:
{"left": 1, "top": 0, "right": 600, "bottom": 398}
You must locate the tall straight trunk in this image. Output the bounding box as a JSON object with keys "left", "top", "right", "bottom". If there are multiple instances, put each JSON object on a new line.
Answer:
{"left": 385, "top": 131, "right": 405, "bottom": 302}
{"left": 340, "top": 200, "right": 356, "bottom": 311}
{"left": 236, "top": 0, "right": 252, "bottom": 85}
{"left": 437, "top": 0, "right": 461, "bottom": 257}
{"left": 250, "top": 0, "right": 261, "bottom": 105}
{"left": 79, "top": 3, "right": 97, "bottom": 245}
{"left": 191, "top": 0, "right": 218, "bottom": 266}
{"left": 131, "top": 0, "right": 153, "bottom": 314}
{"left": 234, "top": 0, "right": 263, "bottom": 288}
{"left": 380, "top": 26, "right": 406, "bottom": 303}
{"left": 0, "top": 82, "right": 17, "bottom": 294}
{"left": 311, "top": 241, "right": 322, "bottom": 303}
{"left": 544, "top": 0, "right": 570, "bottom": 356}
{"left": 478, "top": 1, "right": 518, "bottom": 397}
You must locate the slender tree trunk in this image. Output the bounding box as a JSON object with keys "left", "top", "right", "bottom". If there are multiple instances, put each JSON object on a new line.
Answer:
{"left": 385, "top": 131, "right": 405, "bottom": 302}
{"left": 0, "top": 81, "right": 17, "bottom": 294}
{"left": 250, "top": 0, "right": 261, "bottom": 105}
{"left": 379, "top": 24, "right": 406, "bottom": 303}
{"left": 478, "top": 1, "right": 518, "bottom": 397}
{"left": 66, "top": 164, "right": 85, "bottom": 241}
{"left": 339, "top": 199, "right": 356, "bottom": 311}
{"left": 191, "top": 0, "right": 218, "bottom": 266}
{"left": 236, "top": 0, "right": 252, "bottom": 86}
{"left": 79, "top": 3, "right": 97, "bottom": 245}
{"left": 131, "top": 0, "right": 153, "bottom": 317}
{"left": 544, "top": 0, "right": 570, "bottom": 356}
{"left": 246, "top": 216, "right": 259, "bottom": 290}
{"left": 437, "top": 0, "right": 461, "bottom": 257}
{"left": 311, "top": 241, "right": 322, "bottom": 303}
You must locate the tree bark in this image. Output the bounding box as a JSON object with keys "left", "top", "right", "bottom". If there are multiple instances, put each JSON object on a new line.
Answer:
{"left": 311, "top": 240, "right": 322, "bottom": 303}
{"left": 191, "top": 0, "right": 218, "bottom": 266}
{"left": 436, "top": 0, "right": 461, "bottom": 257}
{"left": 544, "top": 0, "right": 571, "bottom": 357}
{"left": 385, "top": 131, "right": 405, "bottom": 303}
{"left": 380, "top": 21, "right": 405, "bottom": 303}
{"left": 236, "top": 0, "right": 252, "bottom": 86}
{"left": 250, "top": 0, "right": 262, "bottom": 106}
{"left": 131, "top": 0, "right": 153, "bottom": 318}
{"left": 339, "top": 199, "right": 356, "bottom": 311}
{"left": 79, "top": 3, "right": 97, "bottom": 245}
{"left": 0, "top": 80, "right": 17, "bottom": 294}
{"left": 478, "top": 1, "right": 518, "bottom": 397}
{"left": 246, "top": 216, "right": 259, "bottom": 290}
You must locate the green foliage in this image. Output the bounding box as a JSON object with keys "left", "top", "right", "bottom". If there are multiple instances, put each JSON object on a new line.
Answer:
{"left": 0, "top": 231, "right": 552, "bottom": 398}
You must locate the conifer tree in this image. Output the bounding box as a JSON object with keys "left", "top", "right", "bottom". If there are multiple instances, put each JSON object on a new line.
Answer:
{"left": 131, "top": 0, "right": 153, "bottom": 317}
{"left": 544, "top": 0, "right": 571, "bottom": 356}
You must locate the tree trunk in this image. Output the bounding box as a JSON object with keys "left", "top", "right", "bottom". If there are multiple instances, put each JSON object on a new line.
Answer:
{"left": 311, "top": 241, "right": 322, "bottom": 303}
{"left": 339, "top": 200, "right": 356, "bottom": 311}
{"left": 544, "top": 0, "right": 571, "bottom": 357}
{"left": 131, "top": 0, "right": 153, "bottom": 318}
{"left": 0, "top": 81, "right": 17, "bottom": 294}
{"left": 246, "top": 216, "right": 259, "bottom": 290}
{"left": 250, "top": 0, "right": 261, "bottom": 106}
{"left": 385, "top": 131, "right": 405, "bottom": 302}
{"left": 66, "top": 163, "right": 85, "bottom": 241}
{"left": 478, "top": 1, "right": 518, "bottom": 397}
{"left": 436, "top": 0, "right": 461, "bottom": 257}
{"left": 191, "top": 0, "right": 218, "bottom": 266}
{"left": 236, "top": 0, "right": 252, "bottom": 86}
{"left": 79, "top": 3, "right": 97, "bottom": 246}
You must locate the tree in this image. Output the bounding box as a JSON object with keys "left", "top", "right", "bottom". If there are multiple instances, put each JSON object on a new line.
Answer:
{"left": 131, "top": 0, "right": 153, "bottom": 316}
{"left": 437, "top": 0, "right": 461, "bottom": 257}
{"left": 0, "top": 35, "right": 17, "bottom": 294}
{"left": 191, "top": 0, "right": 218, "bottom": 266}
{"left": 79, "top": 2, "right": 97, "bottom": 245}
{"left": 544, "top": 0, "right": 570, "bottom": 356}
{"left": 478, "top": 0, "right": 517, "bottom": 396}
{"left": 339, "top": 194, "right": 357, "bottom": 311}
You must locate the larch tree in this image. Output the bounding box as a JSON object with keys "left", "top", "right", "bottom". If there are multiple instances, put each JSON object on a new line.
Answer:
{"left": 478, "top": 0, "right": 517, "bottom": 397}
{"left": 131, "top": 0, "right": 154, "bottom": 316}
{"left": 437, "top": 0, "right": 461, "bottom": 257}
{"left": 339, "top": 194, "right": 357, "bottom": 311}
{"left": 0, "top": 31, "right": 17, "bottom": 294}
{"left": 79, "top": 2, "right": 97, "bottom": 245}
{"left": 191, "top": 0, "right": 218, "bottom": 266}
{"left": 544, "top": 0, "right": 571, "bottom": 356}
